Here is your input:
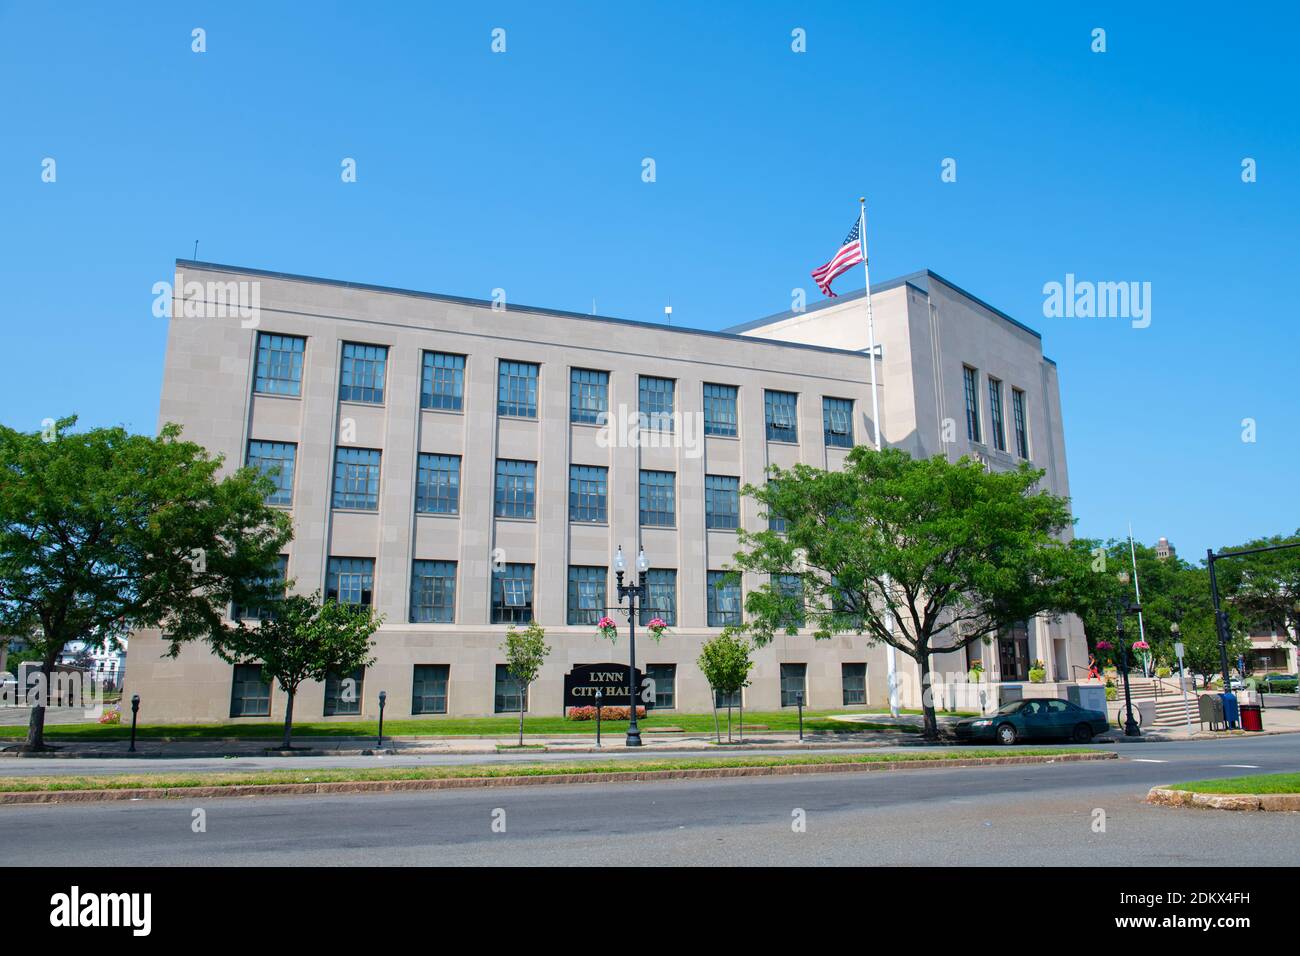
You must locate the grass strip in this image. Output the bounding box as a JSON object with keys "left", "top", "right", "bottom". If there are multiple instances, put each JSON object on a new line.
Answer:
{"left": 1167, "top": 773, "right": 1300, "bottom": 795}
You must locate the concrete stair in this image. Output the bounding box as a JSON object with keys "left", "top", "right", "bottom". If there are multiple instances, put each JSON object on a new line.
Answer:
{"left": 1110, "top": 676, "right": 1200, "bottom": 729}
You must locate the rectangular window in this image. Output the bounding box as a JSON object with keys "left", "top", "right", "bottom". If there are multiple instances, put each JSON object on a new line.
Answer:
{"left": 339, "top": 342, "right": 387, "bottom": 404}
{"left": 254, "top": 333, "right": 305, "bottom": 396}
{"left": 638, "top": 375, "right": 675, "bottom": 432}
{"left": 703, "top": 383, "right": 738, "bottom": 437}
{"left": 823, "top": 397, "right": 854, "bottom": 448}
{"left": 230, "top": 664, "right": 271, "bottom": 718}
{"left": 645, "top": 663, "right": 676, "bottom": 709}
{"left": 715, "top": 688, "right": 742, "bottom": 708}
{"left": 327, "top": 557, "right": 375, "bottom": 606}
{"left": 323, "top": 667, "right": 364, "bottom": 716}
{"left": 842, "top": 663, "right": 867, "bottom": 705}
{"left": 567, "top": 566, "right": 607, "bottom": 625}
{"left": 766, "top": 480, "right": 787, "bottom": 533}
{"left": 247, "top": 440, "right": 296, "bottom": 506}
{"left": 639, "top": 470, "right": 676, "bottom": 527}
{"left": 498, "top": 360, "right": 539, "bottom": 418}
{"left": 780, "top": 663, "right": 808, "bottom": 707}
{"left": 410, "top": 560, "right": 456, "bottom": 623}
{"left": 232, "top": 555, "right": 288, "bottom": 621}
{"left": 962, "top": 366, "right": 982, "bottom": 443}
{"left": 775, "top": 573, "right": 805, "bottom": 627}
{"left": 415, "top": 453, "right": 460, "bottom": 515}
{"left": 412, "top": 664, "right": 449, "bottom": 715}
{"left": 495, "top": 459, "right": 537, "bottom": 519}
{"left": 492, "top": 563, "right": 534, "bottom": 624}
{"left": 495, "top": 663, "right": 528, "bottom": 713}
{"left": 332, "top": 447, "right": 381, "bottom": 510}
{"left": 1012, "top": 388, "right": 1029, "bottom": 459}
{"left": 569, "top": 465, "right": 608, "bottom": 523}
{"left": 640, "top": 569, "right": 677, "bottom": 626}
{"left": 421, "top": 351, "right": 465, "bottom": 411}
{"left": 570, "top": 368, "right": 609, "bottom": 425}
{"left": 988, "top": 377, "right": 1007, "bottom": 452}
{"left": 705, "top": 474, "right": 740, "bottom": 530}
{"left": 765, "top": 390, "right": 798, "bottom": 442}
{"left": 707, "top": 571, "right": 741, "bottom": 628}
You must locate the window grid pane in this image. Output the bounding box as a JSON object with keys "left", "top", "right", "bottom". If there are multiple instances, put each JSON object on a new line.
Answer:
{"left": 780, "top": 663, "right": 807, "bottom": 707}
{"left": 570, "top": 368, "right": 609, "bottom": 425}
{"left": 232, "top": 555, "right": 288, "bottom": 621}
{"left": 421, "top": 352, "right": 465, "bottom": 411}
{"left": 703, "top": 383, "right": 738, "bottom": 437}
{"left": 640, "top": 569, "right": 677, "bottom": 626}
{"left": 822, "top": 397, "right": 854, "bottom": 448}
{"left": 639, "top": 470, "right": 675, "bottom": 527}
{"left": 705, "top": 474, "right": 740, "bottom": 530}
{"left": 963, "top": 366, "right": 982, "bottom": 443}
{"left": 495, "top": 663, "right": 528, "bottom": 713}
{"left": 766, "top": 480, "right": 788, "bottom": 533}
{"left": 645, "top": 663, "right": 676, "bottom": 709}
{"left": 569, "top": 465, "right": 608, "bottom": 523}
{"left": 492, "top": 564, "right": 535, "bottom": 624}
{"left": 410, "top": 560, "right": 456, "bottom": 623}
{"left": 567, "top": 566, "right": 607, "bottom": 625}
{"left": 707, "top": 571, "right": 741, "bottom": 627}
{"left": 416, "top": 453, "right": 460, "bottom": 514}
{"left": 495, "top": 459, "right": 537, "bottom": 518}
{"left": 1012, "top": 388, "right": 1029, "bottom": 459}
{"left": 327, "top": 557, "right": 375, "bottom": 606}
{"left": 764, "top": 390, "right": 798, "bottom": 442}
{"left": 776, "top": 573, "right": 805, "bottom": 627}
{"left": 230, "top": 664, "right": 271, "bottom": 717}
{"left": 323, "top": 668, "right": 364, "bottom": 716}
{"left": 638, "top": 375, "right": 675, "bottom": 432}
{"left": 498, "top": 361, "right": 539, "bottom": 417}
{"left": 412, "top": 664, "right": 449, "bottom": 715}
{"left": 332, "top": 447, "right": 381, "bottom": 510}
{"left": 247, "top": 440, "right": 296, "bottom": 506}
{"left": 254, "top": 333, "right": 305, "bottom": 396}
{"left": 842, "top": 663, "right": 867, "bottom": 705}
{"left": 988, "top": 378, "right": 1006, "bottom": 452}
{"left": 339, "top": 342, "right": 388, "bottom": 404}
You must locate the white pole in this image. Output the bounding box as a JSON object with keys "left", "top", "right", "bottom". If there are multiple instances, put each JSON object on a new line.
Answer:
{"left": 859, "top": 198, "right": 899, "bottom": 719}
{"left": 1128, "top": 524, "right": 1148, "bottom": 675}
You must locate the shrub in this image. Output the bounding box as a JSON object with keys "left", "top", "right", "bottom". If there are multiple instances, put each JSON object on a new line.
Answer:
{"left": 1155, "top": 666, "right": 1171, "bottom": 678}
{"left": 565, "top": 706, "right": 647, "bottom": 721}
{"left": 97, "top": 708, "right": 121, "bottom": 725}
{"left": 1105, "top": 685, "right": 1117, "bottom": 701}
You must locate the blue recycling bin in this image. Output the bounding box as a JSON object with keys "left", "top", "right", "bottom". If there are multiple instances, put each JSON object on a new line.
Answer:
{"left": 1221, "top": 692, "right": 1239, "bottom": 729}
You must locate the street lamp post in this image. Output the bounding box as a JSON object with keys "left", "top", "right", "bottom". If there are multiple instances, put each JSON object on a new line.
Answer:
{"left": 1116, "top": 572, "right": 1142, "bottom": 737}
{"left": 613, "top": 545, "right": 649, "bottom": 748}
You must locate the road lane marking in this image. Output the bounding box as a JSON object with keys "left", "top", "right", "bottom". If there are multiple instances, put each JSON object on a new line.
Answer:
{"left": 1221, "top": 764, "right": 1260, "bottom": 769}
{"left": 1130, "top": 758, "right": 1168, "bottom": 763}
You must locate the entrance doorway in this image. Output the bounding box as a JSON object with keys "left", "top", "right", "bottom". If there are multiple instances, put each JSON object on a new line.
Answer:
{"left": 998, "top": 622, "right": 1029, "bottom": 681}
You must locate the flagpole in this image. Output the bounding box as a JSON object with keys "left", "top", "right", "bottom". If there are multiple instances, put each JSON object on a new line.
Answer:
{"left": 1128, "top": 523, "right": 1149, "bottom": 674}
{"left": 859, "top": 197, "right": 900, "bottom": 719}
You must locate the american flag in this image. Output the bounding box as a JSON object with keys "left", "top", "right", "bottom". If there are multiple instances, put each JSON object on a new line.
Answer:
{"left": 810, "top": 218, "right": 864, "bottom": 297}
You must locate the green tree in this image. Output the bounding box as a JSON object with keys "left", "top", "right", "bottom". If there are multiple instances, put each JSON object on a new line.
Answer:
{"left": 731, "top": 446, "right": 1075, "bottom": 740}
{"left": 1216, "top": 530, "right": 1300, "bottom": 653}
{"left": 501, "top": 621, "right": 550, "bottom": 746}
{"left": 697, "top": 629, "right": 754, "bottom": 742}
{"left": 0, "top": 418, "right": 292, "bottom": 750}
{"left": 209, "top": 592, "right": 381, "bottom": 749}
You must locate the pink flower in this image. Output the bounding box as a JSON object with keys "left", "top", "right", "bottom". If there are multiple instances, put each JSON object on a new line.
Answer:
{"left": 1132, "top": 640, "right": 1149, "bottom": 650}
{"left": 1096, "top": 641, "right": 1113, "bottom": 650}
{"left": 597, "top": 616, "right": 616, "bottom": 629}
{"left": 647, "top": 617, "right": 667, "bottom": 630}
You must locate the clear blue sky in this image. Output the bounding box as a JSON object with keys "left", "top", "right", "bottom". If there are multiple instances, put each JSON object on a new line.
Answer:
{"left": 2, "top": 1, "right": 1295, "bottom": 560}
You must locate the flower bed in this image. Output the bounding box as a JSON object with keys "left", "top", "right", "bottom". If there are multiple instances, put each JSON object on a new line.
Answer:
{"left": 566, "top": 706, "right": 647, "bottom": 721}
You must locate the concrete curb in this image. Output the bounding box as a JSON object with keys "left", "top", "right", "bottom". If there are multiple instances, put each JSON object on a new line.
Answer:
{"left": 0, "top": 751, "right": 1116, "bottom": 806}
{"left": 1146, "top": 787, "right": 1300, "bottom": 811}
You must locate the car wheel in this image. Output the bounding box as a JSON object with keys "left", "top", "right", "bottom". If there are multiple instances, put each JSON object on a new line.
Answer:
{"left": 1072, "top": 723, "right": 1093, "bottom": 743}
{"left": 996, "top": 723, "right": 1017, "bottom": 745}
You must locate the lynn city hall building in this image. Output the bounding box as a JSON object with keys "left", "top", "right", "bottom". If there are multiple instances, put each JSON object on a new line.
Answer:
{"left": 124, "top": 260, "right": 1088, "bottom": 723}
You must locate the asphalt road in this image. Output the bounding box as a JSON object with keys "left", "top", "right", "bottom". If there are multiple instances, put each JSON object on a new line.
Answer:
{"left": 2, "top": 735, "right": 1297, "bottom": 865}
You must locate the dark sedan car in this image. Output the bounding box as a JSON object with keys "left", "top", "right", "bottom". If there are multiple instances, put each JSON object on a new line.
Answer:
{"left": 954, "top": 698, "right": 1110, "bottom": 744}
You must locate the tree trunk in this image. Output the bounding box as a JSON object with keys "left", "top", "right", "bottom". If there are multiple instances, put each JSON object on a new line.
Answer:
{"left": 518, "top": 679, "right": 526, "bottom": 747}
{"left": 281, "top": 689, "right": 296, "bottom": 750}
{"left": 726, "top": 704, "right": 732, "bottom": 743}
{"left": 917, "top": 649, "right": 939, "bottom": 740}
{"left": 25, "top": 655, "right": 57, "bottom": 751}
{"left": 712, "top": 697, "right": 721, "bottom": 743}
{"left": 738, "top": 699, "right": 743, "bottom": 741}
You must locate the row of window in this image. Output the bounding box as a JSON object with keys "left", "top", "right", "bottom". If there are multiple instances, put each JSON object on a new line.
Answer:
{"left": 254, "top": 333, "right": 856, "bottom": 446}
{"left": 228, "top": 661, "right": 869, "bottom": 717}
{"left": 961, "top": 365, "right": 1030, "bottom": 459}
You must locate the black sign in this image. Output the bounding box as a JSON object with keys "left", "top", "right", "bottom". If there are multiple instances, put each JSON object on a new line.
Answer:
{"left": 563, "top": 663, "right": 655, "bottom": 709}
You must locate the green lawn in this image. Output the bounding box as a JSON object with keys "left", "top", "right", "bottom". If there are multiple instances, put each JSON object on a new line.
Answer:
{"left": 1170, "top": 773, "right": 1300, "bottom": 795}
{"left": 0, "top": 708, "right": 929, "bottom": 740}
{"left": 0, "top": 748, "right": 1090, "bottom": 793}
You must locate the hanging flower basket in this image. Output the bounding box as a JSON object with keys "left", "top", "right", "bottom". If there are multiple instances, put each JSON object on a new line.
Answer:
{"left": 596, "top": 616, "right": 618, "bottom": 642}
{"left": 646, "top": 617, "right": 668, "bottom": 642}
{"left": 1095, "top": 640, "right": 1113, "bottom": 651}
{"left": 1132, "top": 640, "right": 1150, "bottom": 651}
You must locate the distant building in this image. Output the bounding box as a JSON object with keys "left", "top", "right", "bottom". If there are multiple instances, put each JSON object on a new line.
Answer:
{"left": 57, "top": 639, "right": 128, "bottom": 689}
{"left": 1154, "top": 537, "right": 1175, "bottom": 560}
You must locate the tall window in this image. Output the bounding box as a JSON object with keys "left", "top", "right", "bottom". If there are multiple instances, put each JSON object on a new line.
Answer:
{"left": 412, "top": 665, "right": 449, "bottom": 715}
{"left": 494, "top": 663, "right": 527, "bottom": 713}
{"left": 332, "top": 447, "right": 381, "bottom": 510}
{"left": 766, "top": 480, "right": 787, "bottom": 533}
{"left": 638, "top": 375, "right": 675, "bottom": 432}
{"left": 765, "top": 390, "right": 798, "bottom": 442}
{"left": 327, "top": 557, "right": 374, "bottom": 606}
{"left": 495, "top": 459, "right": 537, "bottom": 518}
{"left": 323, "top": 668, "right": 364, "bottom": 716}
{"left": 707, "top": 571, "right": 741, "bottom": 627}
{"left": 703, "top": 383, "right": 738, "bottom": 437}
{"left": 498, "top": 360, "right": 539, "bottom": 417}
{"left": 645, "top": 663, "right": 676, "bottom": 709}
{"left": 492, "top": 563, "right": 534, "bottom": 624}
{"left": 570, "top": 368, "right": 609, "bottom": 425}
{"left": 339, "top": 342, "right": 387, "bottom": 404}
{"left": 232, "top": 555, "right": 288, "bottom": 621}
{"left": 962, "top": 366, "right": 982, "bottom": 443}
{"left": 639, "top": 470, "right": 675, "bottom": 527}
{"left": 410, "top": 560, "right": 456, "bottom": 623}
{"left": 988, "top": 377, "right": 1006, "bottom": 452}
{"left": 569, "top": 465, "right": 608, "bottom": 523}
{"left": 823, "top": 397, "right": 854, "bottom": 448}
{"left": 254, "top": 333, "right": 305, "bottom": 396}
{"left": 415, "top": 454, "right": 460, "bottom": 515}
{"left": 229, "top": 664, "right": 271, "bottom": 718}
{"left": 842, "top": 663, "right": 867, "bottom": 705}
{"left": 780, "top": 663, "right": 807, "bottom": 707}
{"left": 705, "top": 474, "right": 740, "bottom": 530}
{"left": 775, "top": 573, "right": 805, "bottom": 627}
{"left": 1012, "top": 388, "right": 1029, "bottom": 459}
{"left": 567, "top": 566, "right": 607, "bottom": 625}
{"left": 641, "top": 569, "right": 677, "bottom": 626}
{"left": 421, "top": 351, "right": 465, "bottom": 411}
{"left": 246, "top": 440, "right": 296, "bottom": 506}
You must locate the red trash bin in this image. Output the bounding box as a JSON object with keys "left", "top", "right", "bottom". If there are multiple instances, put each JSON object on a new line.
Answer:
{"left": 1239, "top": 704, "right": 1263, "bottom": 731}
